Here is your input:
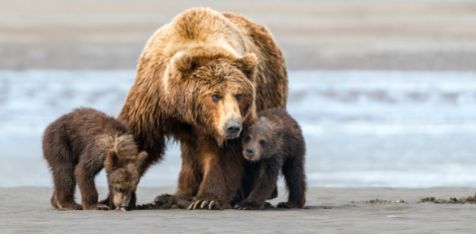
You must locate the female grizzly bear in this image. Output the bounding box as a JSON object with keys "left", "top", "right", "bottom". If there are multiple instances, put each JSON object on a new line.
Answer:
{"left": 236, "top": 108, "right": 306, "bottom": 210}
{"left": 120, "top": 8, "right": 288, "bottom": 209}
{"left": 42, "top": 108, "right": 147, "bottom": 211}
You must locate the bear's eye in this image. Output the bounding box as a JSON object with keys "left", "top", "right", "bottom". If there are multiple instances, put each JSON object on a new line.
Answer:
{"left": 243, "top": 134, "right": 251, "bottom": 142}
{"left": 235, "top": 94, "right": 243, "bottom": 101}
{"left": 259, "top": 139, "right": 267, "bottom": 146}
{"left": 212, "top": 94, "right": 222, "bottom": 103}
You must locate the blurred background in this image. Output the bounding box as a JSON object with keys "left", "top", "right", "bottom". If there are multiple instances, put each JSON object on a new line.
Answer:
{"left": 1, "top": 0, "right": 476, "bottom": 188}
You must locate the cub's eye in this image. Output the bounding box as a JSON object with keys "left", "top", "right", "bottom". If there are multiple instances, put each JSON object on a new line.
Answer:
{"left": 235, "top": 94, "right": 243, "bottom": 101}
{"left": 259, "top": 139, "right": 267, "bottom": 146}
{"left": 212, "top": 94, "right": 222, "bottom": 103}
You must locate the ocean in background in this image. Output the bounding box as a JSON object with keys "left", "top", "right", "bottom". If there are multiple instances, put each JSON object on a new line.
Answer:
{"left": 1, "top": 70, "right": 476, "bottom": 188}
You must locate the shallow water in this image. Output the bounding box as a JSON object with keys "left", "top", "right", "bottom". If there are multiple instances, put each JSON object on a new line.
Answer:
{"left": 1, "top": 70, "right": 476, "bottom": 187}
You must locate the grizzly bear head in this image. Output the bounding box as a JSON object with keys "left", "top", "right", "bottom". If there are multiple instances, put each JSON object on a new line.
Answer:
{"left": 102, "top": 135, "right": 148, "bottom": 211}
{"left": 163, "top": 47, "right": 259, "bottom": 145}
{"left": 241, "top": 116, "right": 281, "bottom": 161}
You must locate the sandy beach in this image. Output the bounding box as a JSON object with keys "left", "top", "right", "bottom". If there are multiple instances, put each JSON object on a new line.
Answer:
{"left": 1, "top": 0, "right": 476, "bottom": 70}
{"left": 0, "top": 187, "right": 475, "bottom": 233}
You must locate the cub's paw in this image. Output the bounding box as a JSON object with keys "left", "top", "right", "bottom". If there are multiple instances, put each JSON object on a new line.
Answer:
{"left": 264, "top": 202, "right": 274, "bottom": 209}
{"left": 188, "top": 199, "right": 222, "bottom": 210}
{"left": 234, "top": 200, "right": 263, "bottom": 210}
{"left": 277, "top": 202, "right": 303, "bottom": 209}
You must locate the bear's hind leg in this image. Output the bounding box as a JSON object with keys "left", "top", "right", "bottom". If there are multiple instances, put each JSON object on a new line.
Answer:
{"left": 52, "top": 164, "right": 82, "bottom": 210}
{"left": 278, "top": 156, "right": 306, "bottom": 208}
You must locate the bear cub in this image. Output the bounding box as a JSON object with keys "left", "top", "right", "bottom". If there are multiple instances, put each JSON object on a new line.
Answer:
{"left": 235, "top": 107, "right": 306, "bottom": 210}
{"left": 42, "top": 108, "right": 147, "bottom": 211}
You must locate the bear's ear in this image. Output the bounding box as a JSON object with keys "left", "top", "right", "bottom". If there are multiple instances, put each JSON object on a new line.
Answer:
{"left": 172, "top": 52, "right": 200, "bottom": 75}
{"left": 105, "top": 151, "right": 119, "bottom": 170}
{"left": 235, "top": 53, "right": 258, "bottom": 79}
{"left": 136, "top": 151, "right": 148, "bottom": 167}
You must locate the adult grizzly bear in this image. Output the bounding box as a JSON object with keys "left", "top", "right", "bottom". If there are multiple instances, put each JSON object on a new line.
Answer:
{"left": 120, "top": 8, "right": 287, "bottom": 209}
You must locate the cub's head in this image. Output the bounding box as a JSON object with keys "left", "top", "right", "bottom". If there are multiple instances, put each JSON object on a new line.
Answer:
{"left": 103, "top": 135, "right": 148, "bottom": 211}
{"left": 167, "top": 48, "right": 258, "bottom": 145}
{"left": 241, "top": 117, "right": 280, "bottom": 161}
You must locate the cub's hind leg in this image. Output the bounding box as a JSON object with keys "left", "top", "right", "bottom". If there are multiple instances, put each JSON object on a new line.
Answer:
{"left": 51, "top": 163, "right": 82, "bottom": 210}
{"left": 278, "top": 156, "right": 306, "bottom": 208}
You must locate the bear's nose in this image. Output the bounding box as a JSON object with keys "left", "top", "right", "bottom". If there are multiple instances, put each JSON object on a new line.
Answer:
{"left": 224, "top": 120, "right": 242, "bottom": 137}
{"left": 228, "top": 126, "right": 241, "bottom": 134}
{"left": 245, "top": 148, "right": 254, "bottom": 155}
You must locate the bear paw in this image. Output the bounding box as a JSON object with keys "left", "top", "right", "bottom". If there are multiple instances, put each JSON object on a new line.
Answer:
{"left": 154, "top": 194, "right": 176, "bottom": 209}
{"left": 188, "top": 199, "right": 222, "bottom": 210}
{"left": 153, "top": 194, "right": 193, "bottom": 209}
{"left": 277, "top": 202, "right": 303, "bottom": 209}
{"left": 264, "top": 202, "right": 274, "bottom": 209}
{"left": 96, "top": 204, "right": 111, "bottom": 210}
{"left": 234, "top": 200, "right": 263, "bottom": 210}
{"left": 82, "top": 204, "right": 111, "bottom": 211}
{"left": 57, "top": 202, "right": 82, "bottom": 211}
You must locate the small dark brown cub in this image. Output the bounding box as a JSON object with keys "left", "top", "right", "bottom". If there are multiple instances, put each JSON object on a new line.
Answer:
{"left": 42, "top": 108, "right": 147, "bottom": 211}
{"left": 235, "top": 107, "right": 306, "bottom": 210}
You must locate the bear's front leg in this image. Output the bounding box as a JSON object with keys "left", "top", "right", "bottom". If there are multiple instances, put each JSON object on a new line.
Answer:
{"left": 75, "top": 163, "right": 109, "bottom": 210}
{"left": 188, "top": 143, "right": 243, "bottom": 210}
{"left": 188, "top": 151, "right": 226, "bottom": 210}
{"left": 75, "top": 159, "right": 110, "bottom": 210}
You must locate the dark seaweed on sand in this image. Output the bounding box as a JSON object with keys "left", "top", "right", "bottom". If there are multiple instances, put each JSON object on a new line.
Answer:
{"left": 419, "top": 193, "right": 476, "bottom": 204}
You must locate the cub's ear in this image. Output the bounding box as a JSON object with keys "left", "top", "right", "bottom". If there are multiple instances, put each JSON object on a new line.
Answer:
{"left": 235, "top": 53, "right": 258, "bottom": 79}
{"left": 172, "top": 52, "right": 200, "bottom": 75}
{"left": 104, "top": 151, "right": 119, "bottom": 169}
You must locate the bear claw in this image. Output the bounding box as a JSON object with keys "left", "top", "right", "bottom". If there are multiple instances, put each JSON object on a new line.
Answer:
{"left": 188, "top": 199, "right": 221, "bottom": 210}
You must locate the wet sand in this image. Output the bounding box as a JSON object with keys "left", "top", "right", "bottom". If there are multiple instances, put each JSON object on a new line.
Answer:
{"left": 1, "top": 0, "right": 476, "bottom": 70}
{"left": 0, "top": 187, "right": 475, "bottom": 233}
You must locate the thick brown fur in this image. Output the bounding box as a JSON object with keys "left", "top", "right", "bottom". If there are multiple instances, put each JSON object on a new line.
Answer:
{"left": 236, "top": 108, "right": 306, "bottom": 210}
{"left": 42, "top": 108, "right": 147, "bottom": 211}
{"left": 120, "top": 8, "right": 288, "bottom": 209}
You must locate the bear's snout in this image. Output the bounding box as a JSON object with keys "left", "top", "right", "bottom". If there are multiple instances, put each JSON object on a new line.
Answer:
{"left": 243, "top": 147, "right": 259, "bottom": 161}
{"left": 224, "top": 119, "right": 242, "bottom": 139}
{"left": 244, "top": 147, "right": 255, "bottom": 158}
